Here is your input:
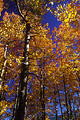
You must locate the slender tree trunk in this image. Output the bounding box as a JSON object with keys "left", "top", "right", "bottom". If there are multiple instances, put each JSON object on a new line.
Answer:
{"left": 0, "top": 44, "right": 8, "bottom": 101}
{"left": 63, "top": 75, "right": 69, "bottom": 120}
{"left": 57, "top": 85, "right": 63, "bottom": 120}
{"left": 54, "top": 85, "right": 58, "bottom": 120}
{"left": 42, "top": 85, "right": 45, "bottom": 120}
{"left": 14, "top": 23, "right": 30, "bottom": 120}
{"left": 42, "top": 72, "right": 45, "bottom": 120}
{"left": 77, "top": 73, "right": 80, "bottom": 112}
{"left": 40, "top": 59, "right": 45, "bottom": 120}
{"left": 73, "top": 98, "right": 76, "bottom": 120}
{"left": 40, "top": 64, "right": 43, "bottom": 119}
{"left": 74, "top": 62, "right": 80, "bottom": 111}
{"left": 68, "top": 93, "right": 72, "bottom": 119}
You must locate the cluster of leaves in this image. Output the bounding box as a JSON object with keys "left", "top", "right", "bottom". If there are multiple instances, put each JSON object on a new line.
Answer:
{"left": 0, "top": 10, "right": 54, "bottom": 119}
{"left": 26, "top": 0, "right": 80, "bottom": 119}
{"left": 0, "top": 0, "right": 80, "bottom": 120}
{"left": 0, "top": 12, "right": 26, "bottom": 117}
{"left": 14, "top": 0, "right": 66, "bottom": 15}
{"left": 54, "top": 0, "right": 80, "bottom": 24}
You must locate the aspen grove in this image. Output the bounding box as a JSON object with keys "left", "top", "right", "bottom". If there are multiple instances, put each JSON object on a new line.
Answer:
{"left": 0, "top": 0, "right": 80, "bottom": 120}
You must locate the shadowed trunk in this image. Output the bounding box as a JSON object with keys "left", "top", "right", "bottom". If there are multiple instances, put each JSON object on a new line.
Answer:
{"left": 40, "top": 59, "right": 45, "bottom": 120}
{"left": 63, "top": 75, "right": 69, "bottom": 120}
{"left": 42, "top": 72, "right": 45, "bottom": 120}
{"left": 14, "top": 23, "right": 30, "bottom": 120}
{"left": 57, "top": 85, "right": 63, "bottom": 120}
{"left": 54, "top": 84, "right": 58, "bottom": 120}
{"left": 68, "top": 92, "right": 72, "bottom": 119}
{"left": 73, "top": 97, "right": 76, "bottom": 120}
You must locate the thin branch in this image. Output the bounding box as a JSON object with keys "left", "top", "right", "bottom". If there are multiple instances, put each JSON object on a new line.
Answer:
{"left": 14, "top": 0, "right": 27, "bottom": 22}
{"left": 28, "top": 72, "right": 40, "bottom": 79}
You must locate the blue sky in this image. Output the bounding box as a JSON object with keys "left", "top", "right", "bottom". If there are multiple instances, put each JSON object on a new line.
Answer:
{"left": 42, "top": 11, "right": 62, "bottom": 31}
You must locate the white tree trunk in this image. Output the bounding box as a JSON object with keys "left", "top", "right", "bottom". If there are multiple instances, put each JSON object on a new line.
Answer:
{"left": 0, "top": 44, "right": 8, "bottom": 101}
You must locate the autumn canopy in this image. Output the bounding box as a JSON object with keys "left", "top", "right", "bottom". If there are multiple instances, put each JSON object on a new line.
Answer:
{"left": 0, "top": 0, "right": 80, "bottom": 120}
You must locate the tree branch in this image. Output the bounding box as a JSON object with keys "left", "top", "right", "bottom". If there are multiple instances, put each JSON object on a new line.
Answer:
{"left": 14, "top": 0, "right": 27, "bottom": 22}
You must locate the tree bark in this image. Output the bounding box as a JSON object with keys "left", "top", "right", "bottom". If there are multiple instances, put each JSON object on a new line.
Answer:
{"left": 54, "top": 85, "right": 58, "bottom": 120}
{"left": 57, "top": 85, "right": 63, "bottom": 120}
{"left": 0, "top": 44, "right": 8, "bottom": 101}
{"left": 14, "top": 23, "right": 30, "bottom": 120}
{"left": 42, "top": 72, "right": 45, "bottom": 120}
{"left": 40, "top": 59, "right": 45, "bottom": 120}
{"left": 68, "top": 93, "right": 72, "bottom": 119}
{"left": 63, "top": 75, "right": 69, "bottom": 120}
{"left": 73, "top": 97, "right": 76, "bottom": 120}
